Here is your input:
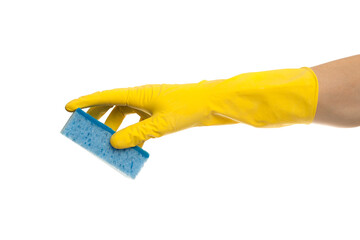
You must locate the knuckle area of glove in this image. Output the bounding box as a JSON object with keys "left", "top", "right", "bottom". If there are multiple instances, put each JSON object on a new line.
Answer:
{"left": 129, "top": 85, "right": 158, "bottom": 107}
{"left": 139, "top": 117, "right": 171, "bottom": 140}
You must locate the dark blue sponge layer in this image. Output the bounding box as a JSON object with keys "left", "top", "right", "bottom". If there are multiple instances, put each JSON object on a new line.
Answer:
{"left": 61, "top": 108, "right": 149, "bottom": 178}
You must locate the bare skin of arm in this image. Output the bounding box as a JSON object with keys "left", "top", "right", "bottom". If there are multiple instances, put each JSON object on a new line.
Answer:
{"left": 311, "top": 55, "right": 360, "bottom": 127}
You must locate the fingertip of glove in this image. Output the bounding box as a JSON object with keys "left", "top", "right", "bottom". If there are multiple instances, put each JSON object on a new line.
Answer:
{"left": 65, "top": 100, "right": 77, "bottom": 112}
{"left": 110, "top": 133, "right": 135, "bottom": 150}
{"left": 65, "top": 105, "right": 73, "bottom": 112}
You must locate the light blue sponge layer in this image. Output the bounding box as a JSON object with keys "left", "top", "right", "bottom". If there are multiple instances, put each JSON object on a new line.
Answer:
{"left": 61, "top": 108, "right": 149, "bottom": 179}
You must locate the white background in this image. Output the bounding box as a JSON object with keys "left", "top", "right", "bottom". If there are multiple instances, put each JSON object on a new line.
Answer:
{"left": 1, "top": 0, "right": 359, "bottom": 239}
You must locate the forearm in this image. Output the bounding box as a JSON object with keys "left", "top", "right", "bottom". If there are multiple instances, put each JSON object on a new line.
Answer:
{"left": 311, "top": 55, "right": 360, "bottom": 127}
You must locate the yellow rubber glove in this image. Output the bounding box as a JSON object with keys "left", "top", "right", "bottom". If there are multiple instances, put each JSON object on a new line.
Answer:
{"left": 65, "top": 67, "right": 318, "bottom": 149}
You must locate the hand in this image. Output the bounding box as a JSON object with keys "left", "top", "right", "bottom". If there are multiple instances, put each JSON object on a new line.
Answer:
{"left": 66, "top": 68, "right": 318, "bottom": 149}
{"left": 65, "top": 80, "right": 238, "bottom": 149}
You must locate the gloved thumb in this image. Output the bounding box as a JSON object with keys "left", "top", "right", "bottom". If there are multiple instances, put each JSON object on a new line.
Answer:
{"left": 110, "top": 114, "right": 171, "bottom": 149}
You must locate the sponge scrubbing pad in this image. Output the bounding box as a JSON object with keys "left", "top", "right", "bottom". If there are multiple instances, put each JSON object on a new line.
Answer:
{"left": 61, "top": 108, "right": 149, "bottom": 179}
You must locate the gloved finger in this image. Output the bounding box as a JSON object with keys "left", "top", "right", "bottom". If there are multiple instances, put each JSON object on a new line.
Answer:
{"left": 105, "top": 106, "right": 152, "bottom": 148}
{"left": 65, "top": 86, "right": 156, "bottom": 112}
{"left": 87, "top": 106, "right": 112, "bottom": 119}
{"left": 104, "top": 106, "right": 134, "bottom": 131}
{"left": 133, "top": 110, "right": 150, "bottom": 148}
{"left": 104, "top": 106, "right": 151, "bottom": 131}
{"left": 105, "top": 106, "right": 151, "bottom": 148}
{"left": 110, "top": 114, "right": 171, "bottom": 149}
{"left": 132, "top": 108, "right": 151, "bottom": 120}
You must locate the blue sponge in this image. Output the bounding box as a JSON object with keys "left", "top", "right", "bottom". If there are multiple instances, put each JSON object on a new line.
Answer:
{"left": 61, "top": 108, "right": 150, "bottom": 179}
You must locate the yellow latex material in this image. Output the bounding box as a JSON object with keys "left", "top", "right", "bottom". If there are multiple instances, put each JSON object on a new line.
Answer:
{"left": 66, "top": 67, "right": 318, "bottom": 149}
